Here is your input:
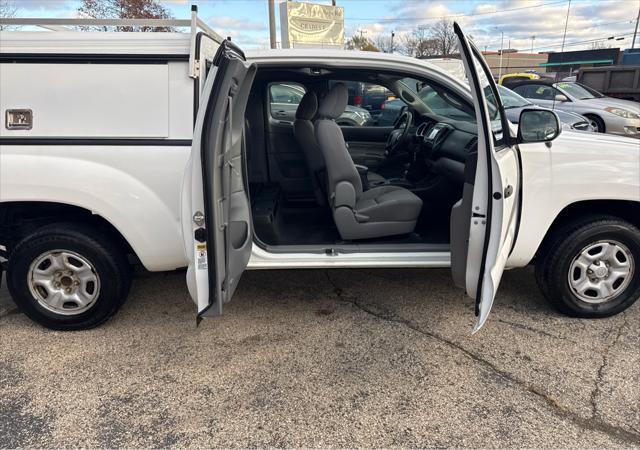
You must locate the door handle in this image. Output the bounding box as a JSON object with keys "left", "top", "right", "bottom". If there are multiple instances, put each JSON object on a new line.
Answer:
{"left": 504, "top": 184, "right": 513, "bottom": 198}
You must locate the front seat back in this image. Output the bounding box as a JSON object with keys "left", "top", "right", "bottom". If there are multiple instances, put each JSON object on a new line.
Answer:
{"left": 314, "top": 83, "right": 422, "bottom": 240}
{"left": 314, "top": 84, "right": 363, "bottom": 205}
{"left": 293, "top": 91, "right": 325, "bottom": 205}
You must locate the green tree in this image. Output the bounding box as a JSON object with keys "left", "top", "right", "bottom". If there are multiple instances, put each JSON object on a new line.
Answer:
{"left": 345, "top": 34, "right": 379, "bottom": 52}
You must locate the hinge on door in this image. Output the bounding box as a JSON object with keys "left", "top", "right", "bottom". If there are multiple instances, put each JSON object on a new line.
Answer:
{"left": 193, "top": 59, "right": 201, "bottom": 78}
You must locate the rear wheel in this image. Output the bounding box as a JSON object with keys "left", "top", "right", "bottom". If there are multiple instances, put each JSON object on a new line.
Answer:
{"left": 585, "top": 114, "right": 605, "bottom": 133}
{"left": 535, "top": 217, "right": 640, "bottom": 317}
{"left": 7, "top": 223, "right": 131, "bottom": 330}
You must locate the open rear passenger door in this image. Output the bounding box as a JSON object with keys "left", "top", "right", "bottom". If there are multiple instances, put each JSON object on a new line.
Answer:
{"left": 450, "top": 23, "right": 522, "bottom": 333}
{"left": 181, "top": 40, "right": 257, "bottom": 318}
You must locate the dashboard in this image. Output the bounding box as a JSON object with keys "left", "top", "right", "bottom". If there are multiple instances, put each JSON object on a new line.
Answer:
{"left": 414, "top": 114, "right": 478, "bottom": 183}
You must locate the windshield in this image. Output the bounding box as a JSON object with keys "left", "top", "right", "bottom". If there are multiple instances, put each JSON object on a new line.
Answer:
{"left": 495, "top": 85, "right": 531, "bottom": 109}
{"left": 555, "top": 82, "right": 604, "bottom": 100}
{"left": 416, "top": 86, "right": 476, "bottom": 121}
{"left": 396, "top": 77, "right": 475, "bottom": 122}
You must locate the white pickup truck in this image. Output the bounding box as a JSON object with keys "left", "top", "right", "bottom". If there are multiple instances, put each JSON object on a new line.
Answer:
{"left": 1, "top": 13, "right": 639, "bottom": 331}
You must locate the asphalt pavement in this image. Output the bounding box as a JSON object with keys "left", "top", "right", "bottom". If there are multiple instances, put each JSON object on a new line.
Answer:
{"left": 1, "top": 267, "right": 639, "bottom": 448}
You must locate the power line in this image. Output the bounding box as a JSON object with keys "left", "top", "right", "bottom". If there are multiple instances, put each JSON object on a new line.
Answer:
{"left": 479, "top": 19, "right": 634, "bottom": 47}
{"left": 344, "top": 0, "right": 571, "bottom": 22}
{"left": 528, "top": 31, "right": 635, "bottom": 52}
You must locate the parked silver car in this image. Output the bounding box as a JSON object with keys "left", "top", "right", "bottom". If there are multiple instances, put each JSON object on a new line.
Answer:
{"left": 496, "top": 85, "right": 593, "bottom": 132}
{"left": 269, "top": 82, "right": 371, "bottom": 126}
{"left": 509, "top": 80, "right": 640, "bottom": 137}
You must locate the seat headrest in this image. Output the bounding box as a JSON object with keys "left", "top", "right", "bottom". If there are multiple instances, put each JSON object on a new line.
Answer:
{"left": 317, "top": 83, "right": 348, "bottom": 120}
{"left": 295, "top": 91, "right": 318, "bottom": 120}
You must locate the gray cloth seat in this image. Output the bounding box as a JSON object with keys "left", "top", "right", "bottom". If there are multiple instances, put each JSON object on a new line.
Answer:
{"left": 314, "top": 83, "right": 422, "bottom": 240}
{"left": 293, "top": 91, "right": 385, "bottom": 206}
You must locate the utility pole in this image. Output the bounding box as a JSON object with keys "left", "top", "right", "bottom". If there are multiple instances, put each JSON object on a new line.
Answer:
{"left": 632, "top": 4, "right": 639, "bottom": 49}
{"left": 498, "top": 30, "right": 504, "bottom": 80}
{"left": 268, "top": 0, "right": 276, "bottom": 49}
{"left": 390, "top": 30, "right": 395, "bottom": 53}
{"left": 557, "top": 0, "right": 571, "bottom": 82}
{"left": 530, "top": 35, "right": 535, "bottom": 53}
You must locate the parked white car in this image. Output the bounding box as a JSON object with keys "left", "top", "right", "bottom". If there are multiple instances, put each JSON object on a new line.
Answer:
{"left": 1, "top": 15, "right": 639, "bottom": 332}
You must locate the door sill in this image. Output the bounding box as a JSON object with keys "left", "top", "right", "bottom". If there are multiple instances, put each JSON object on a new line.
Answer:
{"left": 247, "top": 241, "right": 452, "bottom": 269}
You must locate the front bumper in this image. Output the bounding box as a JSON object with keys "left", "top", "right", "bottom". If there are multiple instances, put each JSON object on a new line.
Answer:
{"left": 607, "top": 116, "right": 640, "bottom": 138}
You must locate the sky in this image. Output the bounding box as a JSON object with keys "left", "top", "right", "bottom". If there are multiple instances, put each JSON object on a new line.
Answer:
{"left": 8, "top": 0, "right": 640, "bottom": 53}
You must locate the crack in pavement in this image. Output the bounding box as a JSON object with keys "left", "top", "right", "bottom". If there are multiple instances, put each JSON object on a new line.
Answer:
{"left": 494, "top": 318, "right": 576, "bottom": 343}
{"left": 589, "top": 311, "right": 627, "bottom": 420}
{"left": 323, "top": 270, "right": 640, "bottom": 446}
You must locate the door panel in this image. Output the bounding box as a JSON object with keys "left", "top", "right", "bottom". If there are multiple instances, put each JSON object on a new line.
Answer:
{"left": 450, "top": 23, "right": 522, "bottom": 333}
{"left": 340, "top": 125, "right": 391, "bottom": 167}
{"left": 267, "top": 117, "right": 314, "bottom": 198}
{"left": 265, "top": 82, "right": 315, "bottom": 198}
{"left": 182, "top": 40, "right": 256, "bottom": 318}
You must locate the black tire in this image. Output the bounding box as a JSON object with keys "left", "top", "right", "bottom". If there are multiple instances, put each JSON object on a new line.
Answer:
{"left": 585, "top": 114, "right": 606, "bottom": 133}
{"left": 535, "top": 216, "right": 640, "bottom": 318}
{"left": 7, "top": 223, "right": 131, "bottom": 330}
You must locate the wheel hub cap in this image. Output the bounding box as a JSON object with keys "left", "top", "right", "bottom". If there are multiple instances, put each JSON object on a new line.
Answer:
{"left": 28, "top": 250, "right": 101, "bottom": 315}
{"left": 568, "top": 240, "right": 634, "bottom": 304}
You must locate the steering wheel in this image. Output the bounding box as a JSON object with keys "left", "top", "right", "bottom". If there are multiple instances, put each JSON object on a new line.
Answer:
{"left": 386, "top": 110, "right": 413, "bottom": 155}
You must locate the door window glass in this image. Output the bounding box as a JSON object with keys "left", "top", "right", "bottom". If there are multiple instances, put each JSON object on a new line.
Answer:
{"left": 268, "top": 83, "right": 306, "bottom": 122}
{"left": 329, "top": 80, "right": 397, "bottom": 126}
{"left": 467, "top": 49, "right": 506, "bottom": 146}
{"left": 515, "top": 84, "right": 556, "bottom": 100}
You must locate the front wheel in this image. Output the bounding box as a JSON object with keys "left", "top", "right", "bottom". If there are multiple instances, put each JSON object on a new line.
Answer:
{"left": 585, "top": 114, "right": 605, "bottom": 133}
{"left": 535, "top": 217, "right": 640, "bottom": 317}
{"left": 7, "top": 223, "right": 131, "bottom": 330}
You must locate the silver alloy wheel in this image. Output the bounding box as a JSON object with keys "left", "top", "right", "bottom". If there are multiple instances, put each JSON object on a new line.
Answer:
{"left": 587, "top": 117, "right": 601, "bottom": 132}
{"left": 28, "top": 250, "right": 101, "bottom": 315}
{"left": 568, "top": 240, "right": 634, "bottom": 304}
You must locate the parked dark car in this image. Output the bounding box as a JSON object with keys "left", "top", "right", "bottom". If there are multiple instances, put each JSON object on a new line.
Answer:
{"left": 338, "top": 81, "right": 396, "bottom": 121}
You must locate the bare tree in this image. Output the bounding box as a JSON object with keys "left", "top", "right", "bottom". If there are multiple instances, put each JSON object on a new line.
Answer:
{"left": 373, "top": 33, "right": 397, "bottom": 53}
{"left": 429, "top": 19, "right": 456, "bottom": 56}
{"left": 402, "top": 26, "right": 439, "bottom": 58}
{"left": 590, "top": 40, "right": 611, "bottom": 50}
{"left": 345, "top": 34, "right": 379, "bottom": 52}
{"left": 0, "top": 0, "right": 18, "bottom": 31}
{"left": 77, "top": 0, "right": 175, "bottom": 32}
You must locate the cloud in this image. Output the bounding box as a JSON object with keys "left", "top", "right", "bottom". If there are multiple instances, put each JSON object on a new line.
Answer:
{"left": 211, "top": 15, "right": 266, "bottom": 32}
{"left": 14, "top": 0, "right": 71, "bottom": 9}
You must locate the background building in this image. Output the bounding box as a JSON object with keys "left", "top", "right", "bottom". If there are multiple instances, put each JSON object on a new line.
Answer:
{"left": 481, "top": 51, "right": 549, "bottom": 77}
{"left": 541, "top": 48, "right": 622, "bottom": 78}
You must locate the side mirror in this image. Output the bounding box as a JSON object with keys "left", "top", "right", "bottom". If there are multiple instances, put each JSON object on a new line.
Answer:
{"left": 555, "top": 93, "right": 568, "bottom": 102}
{"left": 517, "top": 108, "right": 561, "bottom": 144}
